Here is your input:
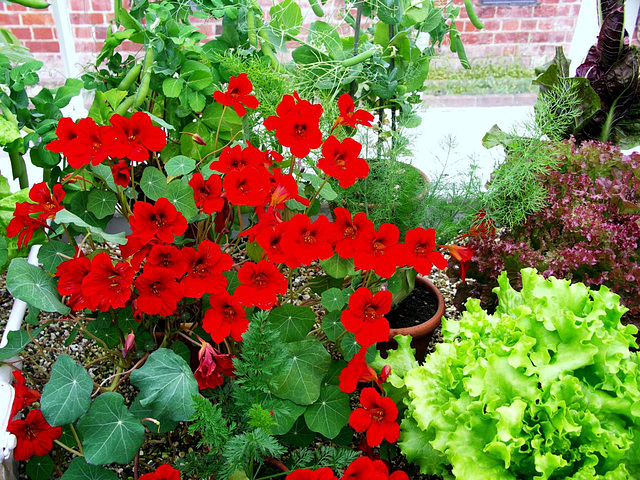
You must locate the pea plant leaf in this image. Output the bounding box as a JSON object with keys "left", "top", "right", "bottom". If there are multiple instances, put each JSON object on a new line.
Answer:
{"left": 77, "top": 392, "right": 145, "bottom": 465}
{"left": 270, "top": 339, "right": 331, "bottom": 405}
{"left": 38, "top": 240, "right": 75, "bottom": 273}
{"left": 129, "top": 348, "right": 199, "bottom": 422}
{"left": 60, "top": 457, "right": 118, "bottom": 480}
{"left": 268, "top": 305, "right": 316, "bottom": 343}
{"left": 41, "top": 354, "right": 93, "bottom": 427}
{"left": 304, "top": 385, "right": 350, "bottom": 439}
{"left": 6, "top": 258, "right": 70, "bottom": 314}
{"left": 162, "top": 77, "right": 184, "bottom": 98}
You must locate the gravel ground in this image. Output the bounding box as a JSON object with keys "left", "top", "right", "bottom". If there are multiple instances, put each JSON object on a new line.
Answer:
{"left": 0, "top": 264, "right": 462, "bottom": 480}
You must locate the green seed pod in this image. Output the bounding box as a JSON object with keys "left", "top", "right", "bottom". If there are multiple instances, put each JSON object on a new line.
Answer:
{"left": 117, "top": 64, "right": 142, "bottom": 91}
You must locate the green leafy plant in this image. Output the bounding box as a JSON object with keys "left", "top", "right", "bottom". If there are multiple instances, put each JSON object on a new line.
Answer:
{"left": 386, "top": 268, "right": 640, "bottom": 479}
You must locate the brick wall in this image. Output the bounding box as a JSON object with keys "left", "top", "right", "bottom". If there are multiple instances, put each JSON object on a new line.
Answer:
{"left": 1, "top": 0, "right": 636, "bottom": 82}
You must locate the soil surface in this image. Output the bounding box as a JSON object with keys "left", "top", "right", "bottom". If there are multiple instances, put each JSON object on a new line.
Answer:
{"left": 387, "top": 285, "right": 439, "bottom": 329}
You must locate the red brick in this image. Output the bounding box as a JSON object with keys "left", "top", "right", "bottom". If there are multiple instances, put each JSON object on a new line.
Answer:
{"left": 91, "top": 0, "right": 112, "bottom": 11}
{"left": 70, "top": 0, "right": 89, "bottom": 11}
{"left": 494, "top": 32, "right": 529, "bottom": 43}
{"left": 94, "top": 26, "right": 108, "bottom": 40}
{"left": 69, "top": 13, "right": 105, "bottom": 25}
{"left": 20, "top": 12, "right": 54, "bottom": 25}
{"left": 530, "top": 31, "right": 566, "bottom": 43}
{"left": 24, "top": 40, "right": 59, "bottom": 53}
{"left": 8, "top": 27, "right": 32, "bottom": 40}
{"left": 0, "top": 13, "right": 19, "bottom": 24}
{"left": 5, "top": 3, "right": 27, "bottom": 11}
{"left": 482, "top": 19, "right": 501, "bottom": 31}
{"left": 501, "top": 19, "right": 520, "bottom": 31}
{"left": 76, "top": 41, "right": 101, "bottom": 53}
{"left": 520, "top": 19, "right": 537, "bottom": 30}
{"left": 537, "top": 19, "right": 557, "bottom": 31}
{"left": 474, "top": 6, "right": 496, "bottom": 18}
{"left": 74, "top": 26, "right": 93, "bottom": 38}
{"left": 32, "top": 27, "right": 54, "bottom": 39}
{"left": 496, "top": 6, "right": 535, "bottom": 17}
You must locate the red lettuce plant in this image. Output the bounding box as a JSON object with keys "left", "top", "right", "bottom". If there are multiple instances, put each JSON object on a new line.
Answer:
{"left": 454, "top": 139, "right": 640, "bottom": 326}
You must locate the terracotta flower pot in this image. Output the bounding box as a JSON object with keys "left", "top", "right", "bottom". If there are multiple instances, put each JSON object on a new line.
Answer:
{"left": 377, "top": 276, "right": 445, "bottom": 362}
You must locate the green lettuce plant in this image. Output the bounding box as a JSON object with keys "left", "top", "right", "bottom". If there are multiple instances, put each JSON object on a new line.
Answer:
{"left": 380, "top": 268, "right": 640, "bottom": 479}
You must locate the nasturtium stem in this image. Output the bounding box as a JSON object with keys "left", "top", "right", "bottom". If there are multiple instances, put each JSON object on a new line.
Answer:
{"left": 305, "top": 176, "right": 328, "bottom": 215}
{"left": 54, "top": 440, "right": 83, "bottom": 457}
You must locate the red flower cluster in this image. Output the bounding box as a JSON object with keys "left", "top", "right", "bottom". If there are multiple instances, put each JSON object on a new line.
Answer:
{"left": 203, "top": 290, "right": 248, "bottom": 343}
{"left": 139, "top": 464, "right": 181, "bottom": 480}
{"left": 7, "top": 409, "right": 61, "bottom": 461}
{"left": 194, "top": 340, "right": 234, "bottom": 390}
{"left": 338, "top": 347, "right": 390, "bottom": 394}
{"left": 213, "top": 73, "right": 260, "bottom": 117}
{"left": 286, "top": 456, "right": 408, "bottom": 480}
{"left": 235, "top": 260, "right": 287, "bottom": 309}
{"left": 318, "top": 136, "right": 369, "bottom": 189}
{"left": 348, "top": 388, "right": 400, "bottom": 447}
{"left": 45, "top": 112, "right": 166, "bottom": 167}
{"left": 7, "top": 182, "right": 65, "bottom": 249}
{"left": 10, "top": 371, "right": 40, "bottom": 419}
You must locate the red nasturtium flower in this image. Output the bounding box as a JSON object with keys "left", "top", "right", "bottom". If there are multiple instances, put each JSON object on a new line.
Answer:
{"left": 189, "top": 172, "right": 224, "bottom": 214}
{"left": 332, "top": 208, "right": 374, "bottom": 259}
{"left": 194, "top": 339, "right": 234, "bottom": 390}
{"left": 129, "top": 198, "right": 188, "bottom": 243}
{"left": 81, "top": 253, "right": 135, "bottom": 312}
{"left": 354, "top": 223, "right": 404, "bottom": 279}
{"left": 209, "top": 143, "right": 264, "bottom": 173}
{"left": 203, "top": 290, "right": 248, "bottom": 343}
{"left": 338, "top": 346, "right": 388, "bottom": 394}
{"left": 134, "top": 268, "right": 183, "bottom": 317}
{"left": 138, "top": 464, "right": 181, "bottom": 480}
{"left": 212, "top": 73, "right": 260, "bottom": 117}
{"left": 45, "top": 117, "right": 77, "bottom": 153}
{"left": 56, "top": 256, "right": 93, "bottom": 311}
{"left": 341, "top": 287, "right": 392, "bottom": 348}
{"left": 10, "top": 371, "right": 40, "bottom": 419}
{"left": 111, "top": 160, "right": 131, "bottom": 188}
{"left": 457, "top": 209, "right": 495, "bottom": 239}
{"left": 180, "top": 241, "right": 233, "bottom": 298}
{"left": 60, "top": 117, "right": 116, "bottom": 168}
{"left": 23, "top": 182, "right": 65, "bottom": 219}
{"left": 256, "top": 221, "right": 299, "bottom": 268}
{"left": 110, "top": 112, "right": 167, "bottom": 162}
{"left": 146, "top": 244, "right": 188, "bottom": 278}
{"left": 403, "top": 227, "right": 447, "bottom": 275}
{"left": 223, "top": 166, "right": 271, "bottom": 207}
{"left": 268, "top": 169, "right": 309, "bottom": 210}
{"left": 439, "top": 244, "right": 474, "bottom": 282}
{"left": 264, "top": 92, "right": 323, "bottom": 158}
{"left": 7, "top": 409, "right": 61, "bottom": 461}
{"left": 6, "top": 212, "right": 45, "bottom": 250}
{"left": 235, "top": 260, "right": 287, "bottom": 309}
{"left": 286, "top": 467, "right": 338, "bottom": 480}
{"left": 282, "top": 214, "right": 335, "bottom": 265}
{"left": 349, "top": 388, "right": 400, "bottom": 447}
{"left": 331, "top": 93, "right": 375, "bottom": 131}
{"left": 317, "top": 136, "right": 369, "bottom": 188}
{"left": 342, "top": 456, "right": 408, "bottom": 480}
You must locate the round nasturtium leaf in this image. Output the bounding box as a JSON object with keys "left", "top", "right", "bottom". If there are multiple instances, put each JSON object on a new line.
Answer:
{"left": 60, "top": 457, "right": 118, "bottom": 480}
{"left": 41, "top": 354, "right": 93, "bottom": 427}
{"left": 26, "top": 455, "right": 54, "bottom": 480}
{"left": 77, "top": 392, "right": 145, "bottom": 465}
{"left": 321, "top": 288, "right": 345, "bottom": 312}
{"left": 268, "top": 305, "right": 316, "bottom": 343}
{"left": 304, "top": 385, "right": 350, "bottom": 439}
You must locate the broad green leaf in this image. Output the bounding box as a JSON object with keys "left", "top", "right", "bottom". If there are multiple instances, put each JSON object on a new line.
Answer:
{"left": 117, "top": 307, "right": 139, "bottom": 334}
{"left": 271, "top": 339, "right": 331, "bottom": 405}
{"left": 321, "top": 311, "right": 344, "bottom": 341}
{"left": 224, "top": 270, "right": 240, "bottom": 294}
{"left": 321, "top": 288, "right": 345, "bottom": 312}
{"left": 246, "top": 241, "right": 263, "bottom": 262}
{"left": 55, "top": 210, "right": 126, "bottom": 245}
{"left": 88, "top": 90, "right": 111, "bottom": 125}
{"left": 201, "top": 102, "right": 243, "bottom": 132}
{"left": 140, "top": 167, "right": 167, "bottom": 201}
{"left": 77, "top": 392, "right": 145, "bottom": 465}
{"left": 91, "top": 164, "right": 118, "bottom": 192}
{"left": 323, "top": 359, "right": 347, "bottom": 387}
{"left": 268, "top": 305, "right": 316, "bottom": 343}
{"left": 170, "top": 341, "right": 190, "bottom": 364}
{"left": 184, "top": 69, "right": 213, "bottom": 91}
{"left": 130, "top": 348, "right": 199, "bottom": 422}
{"left": 26, "top": 455, "right": 54, "bottom": 480}
{"left": 301, "top": 173, "right": 337, "bottom": 201}
{"left": 165, "top": 155, "right": 196, "bottom": 177}
{"left": 320, "top": 255, "right": 356, "bottom": 279}
{"left": 129, "top": 394, "right": 179, "bottom": 434}
{"left": 87, "top": 314, "right": 121, "bottom": 348}
{"left": 41, "top": 354, "right": 93, "bottom": 427}
{"left": 38, "top": 240, "right": 74, "bottom": 273}
{"left": 164, "top": 181, "right": 198, "bottom": 220}
{"left": 0, "top": 236, "right": 7, "bottom": 268}
{"left": 340, "top": 333, "right": 376, "bottom": 362}
{"left": 270, "top": 0, "right": 303, "bottom": 36}
{"left": 60, "top": 457, "right": 118, "bottom": 480}
{"left": 53, "top": 78, "right": 83, "bottom": 108}
{"left": 281, "top": 415, "right": 315, "bottom": 447}
{"left": 162, "top": 77, "right": 184, "bottom": 98}
{"left": 0, "top": 328, "right": 42, "bottom": 361}
{"left": 188, "top": 90, "right": 206, "bottom": 112}
{"left": 87, "top": 190, "right": 117, "bottom": 220}
{"left": 6, "top": 259, "right": 69, "bottom": 314}
{"left": 304, "top": 385, "right": 350, "bottom": 439}
{"left": 308, "top": 21, "right": 341, "bottom": 57}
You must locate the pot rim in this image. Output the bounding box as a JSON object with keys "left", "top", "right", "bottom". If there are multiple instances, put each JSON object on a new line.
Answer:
{"left": 388, "top": 275, "right": 445, "bottom": 337}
